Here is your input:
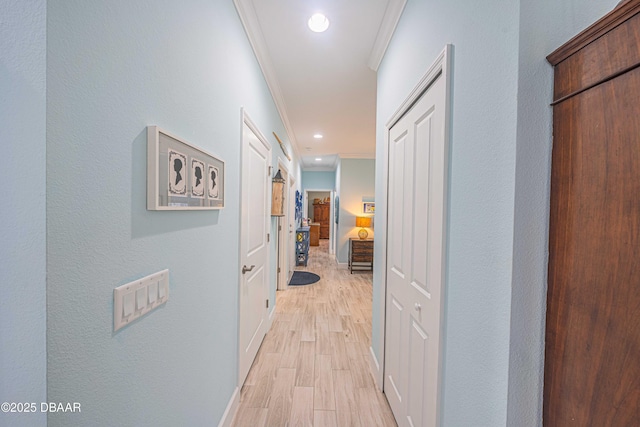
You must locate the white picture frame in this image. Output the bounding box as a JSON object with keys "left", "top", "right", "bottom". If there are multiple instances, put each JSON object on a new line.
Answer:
{"left": 147, "top": 125, "right": 225, "bottom": 210}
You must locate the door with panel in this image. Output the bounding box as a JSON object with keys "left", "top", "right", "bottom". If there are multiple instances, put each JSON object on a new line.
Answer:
{"left": 238, "top": 116, "right": 271, "bottom": 386}
{"left": 384, "top": 67, "right": 448, "bottom": 427}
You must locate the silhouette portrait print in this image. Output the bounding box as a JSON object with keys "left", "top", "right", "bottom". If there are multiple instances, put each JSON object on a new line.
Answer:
{"left": 210, "top": 169, "right": 217, "bottom": 190}
{"left": 191, "top": 158, "right": 205, "bottom": 198}
{"left": 174, "top": 158, "right": 183, "bottom": 186}
{"left": 195, "top": 166, "right": 202, "bottom": 187}
{"left": 168, "top": 149, "right": 187, "bottom": 196}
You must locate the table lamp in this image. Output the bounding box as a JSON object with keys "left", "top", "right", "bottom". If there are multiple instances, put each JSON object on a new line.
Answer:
{"left": 356, "top": 216, "right": 372, "bottom": 239}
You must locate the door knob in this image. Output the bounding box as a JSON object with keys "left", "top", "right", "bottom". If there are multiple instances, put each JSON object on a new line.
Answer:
{"left": 242, "top": 265, "right": 255, "bottom": 274}
{"left": 414, "top": 303, "right": 422, "bottom": 311}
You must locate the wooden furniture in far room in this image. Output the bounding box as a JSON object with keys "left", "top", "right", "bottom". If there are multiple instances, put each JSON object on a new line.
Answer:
{"left": 309, "top": 223, "right": 320, "bottom": 246}
{"left": 544, "top": 2, "right": 640, "bottom": 425}
{"left": 349, "top": 238, "right": 373, "bottom": 273}
{"left": 313, "top": 202, "right": 330, "bottom": 239}
{"left": 295, "top": 227, "right": 310, "bottom": 266}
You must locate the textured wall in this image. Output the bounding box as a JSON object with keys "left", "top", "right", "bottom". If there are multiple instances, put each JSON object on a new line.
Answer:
{"left": 46, "top": 1, "right": 293, "bottom": 425}
{"left": 374, "top": 0, "right": 622, "bottom": 425}
{"left": 0, "top": 1, "right": 47, "bottom": 426}
{"left": 301, "top": 171, "right": 336, "bottom": 193}
{"left": 336, "top": 159, "right": 375, "bottom": 264}
{"left": 508, "top": 0, "right": 619, "bottom": 424}
{"left": 375, "top": 0, "right": 520, "bottom": 425}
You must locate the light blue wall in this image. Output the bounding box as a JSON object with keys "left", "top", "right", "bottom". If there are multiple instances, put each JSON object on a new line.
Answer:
{"left": 301, "top": 170, "right": 335, "bottom": 193}
{"left": 0, "top": 1, "right": 47, "bottom": 426}
{"left": 46, "top": 1, "right": 295, "bottom": 426}
{"left": 374, "top": 0, "right": 620, "bottom": 426}
{"left": 508, "top": 0, "right": 618, "bottom": 423}
{"left": 376, "top": 3, "right": 520, "bottom": 422}
{"left": 336, "top": 159, "right": 375, "bottom": 264}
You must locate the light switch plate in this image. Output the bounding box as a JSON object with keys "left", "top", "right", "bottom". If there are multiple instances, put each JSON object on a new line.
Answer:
{"left": 114, "top": 269, "right": 169, "bottom": 332}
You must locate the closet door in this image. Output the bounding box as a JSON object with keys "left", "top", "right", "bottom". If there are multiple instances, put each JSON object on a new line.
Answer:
{"left": 545, "top": 3, "right": 640, "bottom": 425}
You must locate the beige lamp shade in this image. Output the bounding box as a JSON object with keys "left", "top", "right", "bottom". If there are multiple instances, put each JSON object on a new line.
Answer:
{"left": 355, "top": 216, "right": 371, "bottom": 227}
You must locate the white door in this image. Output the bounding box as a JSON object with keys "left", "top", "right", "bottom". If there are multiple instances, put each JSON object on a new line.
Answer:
{"left": 238, "top": 115, "right": 271, "bottom": 386}
{"left": 384, "top": 63, "right": 448, "bottom": 426}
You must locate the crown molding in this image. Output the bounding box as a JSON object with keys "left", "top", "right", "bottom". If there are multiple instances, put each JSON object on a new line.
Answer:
{"left": 367, "top": 0, "right": 407, "bottom": 71}
{"left": 233, "top": 0, "right": 301, "bottom": 162}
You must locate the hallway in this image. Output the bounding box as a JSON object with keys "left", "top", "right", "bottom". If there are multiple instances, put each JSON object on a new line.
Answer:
{"left": 232, "top": 240, "right": 396, "bottom": 426}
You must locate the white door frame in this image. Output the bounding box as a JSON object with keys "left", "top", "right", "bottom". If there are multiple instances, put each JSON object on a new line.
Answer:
{"left": 372, "top": 45, "right": 452, "bottom": 413}
{"left": 304, "top": 189, "right": 335, "bottom": 255}
{"left": 288, "top": 176, "right": 297, "bottom": 279}
{"left": 277, "top": 160, "right": 291, "bottom": 290}
{"left": 237, "top": 108, "right": 272, "bottom": 386}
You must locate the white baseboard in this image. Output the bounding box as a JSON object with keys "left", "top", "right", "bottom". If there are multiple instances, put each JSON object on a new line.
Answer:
{"left": 335, "top": 255, "right": 348, "bottom": 269}
{"left": 369, "top": 346, "right": 383, "bottom": 389}
{"left": 268, "top": 305, "right": 276, "bottom": 328}
{"left": 217, "top": 386, "right": 240, "bottom": 427}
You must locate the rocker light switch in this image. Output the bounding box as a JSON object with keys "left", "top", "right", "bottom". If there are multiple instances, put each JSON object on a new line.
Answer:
{"left": 123, "top": 292, "right": 135, "bottom": 317}
{"left": 114, "top": 269, "right": 169, "bottom": 332}
{"left": 136, "top": 288, "right": 147, "bottom": 311}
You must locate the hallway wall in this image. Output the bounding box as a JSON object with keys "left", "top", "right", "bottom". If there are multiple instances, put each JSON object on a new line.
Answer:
{"left": 0, "top": 1, "right": 47, "bottom": 426}
{"left": 336, "top": 159, "right": 375, "bottom": 264}
{"left": 373, "top": 0, "right": 619, "bottom": 425}
{"left": 45, "top": 1, "right": 297, "bottom": 425}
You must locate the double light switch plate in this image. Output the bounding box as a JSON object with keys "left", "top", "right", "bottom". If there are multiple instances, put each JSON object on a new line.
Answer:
{"left": 114, "top": 269, "right": 169, "bottom": 331}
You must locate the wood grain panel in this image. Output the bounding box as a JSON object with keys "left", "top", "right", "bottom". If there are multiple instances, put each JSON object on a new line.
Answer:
{"left": 553, "top": 11, "right": 640, "bottom": 100}
{"left": 545, "top": 66, "right": 640, "bottom": 426}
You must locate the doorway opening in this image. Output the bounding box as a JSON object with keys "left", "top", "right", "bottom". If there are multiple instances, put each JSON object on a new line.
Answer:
{"left": 303, "top": 189, "right": 334, "bottom": 255}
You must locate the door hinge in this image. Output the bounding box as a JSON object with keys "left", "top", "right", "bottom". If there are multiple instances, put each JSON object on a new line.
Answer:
{"left": 277, "top": 267, "right": 281, "bottom": 273}
{"left": 266, "top": 299, "right": 269, "bottom": 308}
{"left": 278, "top": 225, "right": 282, "bottom": 231}
{"left": 268, "top": 166, "right": 273, "bottom": 176}
{"left": 267, "top": 233, "right": 270, "bottom": 242}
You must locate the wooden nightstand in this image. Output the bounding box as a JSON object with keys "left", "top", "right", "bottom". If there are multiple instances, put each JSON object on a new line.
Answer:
{"left": 349, "top": 238, "right": 373, "bottom": 273}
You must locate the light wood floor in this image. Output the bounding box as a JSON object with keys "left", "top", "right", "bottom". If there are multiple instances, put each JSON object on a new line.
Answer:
{"left": 232, "top": 240, "right": 397, "bottom": 427}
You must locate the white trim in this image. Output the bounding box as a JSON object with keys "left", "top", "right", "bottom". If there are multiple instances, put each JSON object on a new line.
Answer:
{"left": 336, "top": 261, "right": 349, "bottom": 270}
{"left": 367, "top": 0, "right": 407, "bottom": 71}
{"left": 304, "top": 189, "right": 335, "bottom": 255}
{"left": 377, "top": 45, "right": 453, "bottom": 412}
{"left": 237, "top": 108, "right": 272, "bottom": 387}
{"left": 217, "top": 386, "right": 240, "bottom": 427}
{"left": 277, "top": 160, "right": 291, "bottom": 291}
{"left": 368, "top": 346, "right": 382, "bottom": 390}
{"left": 233, "top": 0, "right": 300, "bottom": 161}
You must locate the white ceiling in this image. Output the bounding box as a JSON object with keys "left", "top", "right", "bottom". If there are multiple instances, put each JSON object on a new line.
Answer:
{"left": 234, "top": 0, "right": 406, "bottom": 171}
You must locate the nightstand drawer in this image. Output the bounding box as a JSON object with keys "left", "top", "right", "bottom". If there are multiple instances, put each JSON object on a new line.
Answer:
{"left": 351, "top": 240, "right": 373, "bottom": 250}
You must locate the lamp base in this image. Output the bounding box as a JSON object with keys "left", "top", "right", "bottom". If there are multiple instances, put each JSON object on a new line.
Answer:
{"left": 358, "top": 228, "right": 368, "bottom": 239}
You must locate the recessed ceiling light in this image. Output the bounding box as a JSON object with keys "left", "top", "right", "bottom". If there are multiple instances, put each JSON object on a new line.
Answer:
{"left": 313, "top": 134, "right": 323, "bottom": 139}
{"left": 308, "top": 13, "right": 329, "bottom": 33}
{"left": 315, "top": 158, "right": 322, "bottom": 161}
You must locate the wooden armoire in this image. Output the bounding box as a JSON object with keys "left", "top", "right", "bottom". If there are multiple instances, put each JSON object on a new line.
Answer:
{"left": 544, "top": 1, "right": 640, "bottom": 425}
{"left": 313, "top": 202, "right": 330, "bottom": 239}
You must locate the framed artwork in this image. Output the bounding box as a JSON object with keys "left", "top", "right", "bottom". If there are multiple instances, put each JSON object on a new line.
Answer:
{"left": 147, "top": 126, "right": 225, "bottom": 210}
{"left": 363, "top": 202, "right": 375, "bottom": 214}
